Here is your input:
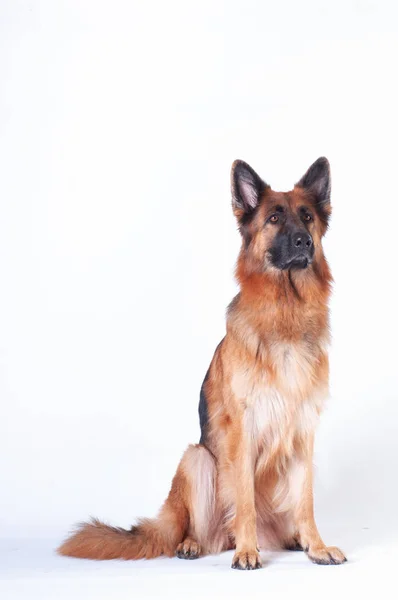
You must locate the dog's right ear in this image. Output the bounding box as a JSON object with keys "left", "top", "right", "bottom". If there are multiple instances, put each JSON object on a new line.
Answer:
{"left": 231, "top": 160, "right": 267, "bottom": 221}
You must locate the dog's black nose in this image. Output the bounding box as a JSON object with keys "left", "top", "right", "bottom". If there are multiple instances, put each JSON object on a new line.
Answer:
{"left": 293, "top": 232, "right": 312, "bottom": 249}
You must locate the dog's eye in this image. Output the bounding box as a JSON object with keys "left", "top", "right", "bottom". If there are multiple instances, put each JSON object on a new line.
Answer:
{"left": 269, "top": 214, "right": 279, "bottom": 224}
{"left": 303, "top": 213, "right": 312, "bottom": 222}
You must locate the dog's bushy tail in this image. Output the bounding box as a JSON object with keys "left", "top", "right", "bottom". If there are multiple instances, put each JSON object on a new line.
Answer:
{"left": 57, "top": 516, "right": 181, "bottom": 560}
{"left": 57, "top": 476, "right": 188, "bottom": 560}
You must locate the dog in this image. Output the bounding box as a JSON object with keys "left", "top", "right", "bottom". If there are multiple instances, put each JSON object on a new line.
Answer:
{"left": 58, "top": 157, "right": 346, "bottom": 570}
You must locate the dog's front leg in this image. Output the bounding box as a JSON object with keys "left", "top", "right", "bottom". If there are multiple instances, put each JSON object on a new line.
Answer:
{"left": 296, "top": 437, "right": 346, "bottom": 565}
{"left": 226, "top": 426, "right": 261, "bottom": 570}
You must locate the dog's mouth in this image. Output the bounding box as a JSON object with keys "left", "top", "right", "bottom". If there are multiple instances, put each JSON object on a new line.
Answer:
{"left": 285, "top": 255, "right": 312, "bottom": 270}
{"left": 267, "top": 249, "right": 314, "bottom": 272}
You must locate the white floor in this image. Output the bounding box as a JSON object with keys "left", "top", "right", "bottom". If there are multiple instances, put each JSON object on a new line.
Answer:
{"left": 1, "top": 524, "right": 396, "bottom": 600}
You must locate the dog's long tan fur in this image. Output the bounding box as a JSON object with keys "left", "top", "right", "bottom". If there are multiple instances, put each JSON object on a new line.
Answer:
{"left": 58, "top": 158, "right": 346, "bottom": 569}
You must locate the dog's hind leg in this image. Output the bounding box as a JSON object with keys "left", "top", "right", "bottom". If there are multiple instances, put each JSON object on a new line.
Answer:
{"left": 176, "top": 444, "right": 227, "bottom": 558}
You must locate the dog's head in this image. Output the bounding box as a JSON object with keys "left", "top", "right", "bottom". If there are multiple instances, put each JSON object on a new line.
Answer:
{"left": 231, "top": 157, "right": 331, "bottom": 273}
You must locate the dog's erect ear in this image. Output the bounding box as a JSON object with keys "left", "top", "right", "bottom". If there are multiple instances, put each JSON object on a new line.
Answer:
{"left": 297, "top": 157, "right": 331, "bottom": 207}
{"left": 297, "top": 157, "right": 331, "bottom": 227}
{"left": 231, "top": 160, "right": 267, "bottom": 220}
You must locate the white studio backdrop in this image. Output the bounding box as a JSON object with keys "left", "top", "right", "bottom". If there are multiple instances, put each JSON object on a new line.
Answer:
{"left": 0, "top": 0, "right": 397, "bottom": 550}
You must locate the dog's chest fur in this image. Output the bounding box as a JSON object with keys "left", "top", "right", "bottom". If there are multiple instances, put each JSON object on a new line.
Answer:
{"left": 231, "top": 339, "right": 328, "bottom": 448}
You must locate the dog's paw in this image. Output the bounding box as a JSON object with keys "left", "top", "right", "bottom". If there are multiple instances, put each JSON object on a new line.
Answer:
{"left": 231, "top": 549, "right": 262, "bottom": 570}
{"left": 176, "top": 538, "right": 201, "bottom": 560}
{"left": 284, "top": 537, "right": 303, "bottom": 551}
{"left": 307, "top": 545, "right": 347, "bottom": 565}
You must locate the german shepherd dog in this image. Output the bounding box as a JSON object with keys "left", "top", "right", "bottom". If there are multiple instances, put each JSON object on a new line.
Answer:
{"left": 58, "top": 157, "right": 346, "bottom": 569}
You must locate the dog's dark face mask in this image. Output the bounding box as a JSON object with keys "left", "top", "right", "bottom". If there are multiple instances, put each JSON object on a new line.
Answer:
{"left": 231, "top": 157, "right": 331, "bottom": 273}
{"left": 267, "top": 207, "right": 315, "bottom": 270}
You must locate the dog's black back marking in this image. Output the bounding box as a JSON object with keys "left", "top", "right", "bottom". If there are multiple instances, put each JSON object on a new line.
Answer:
{"left": 198, "top": 369, "right": 210, "bottom": 445}
{"left": 198, "top": 339, "right": 224, "bottom": 445}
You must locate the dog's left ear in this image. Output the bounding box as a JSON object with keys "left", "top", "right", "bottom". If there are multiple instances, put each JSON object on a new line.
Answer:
{"left": 296, "top": 157, "right": 331, "bottom": 226}
{"left": 297, "top": 157, "right": 331, "bottom": 205}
